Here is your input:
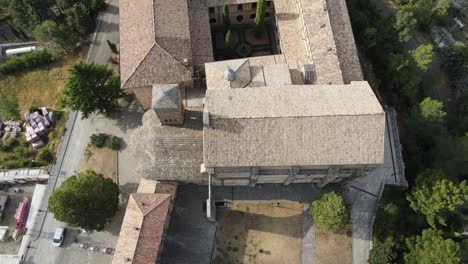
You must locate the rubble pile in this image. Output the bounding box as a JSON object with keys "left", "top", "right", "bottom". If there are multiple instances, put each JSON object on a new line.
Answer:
{"left": 24, "top": 107, "right": 53, "bottom": 149}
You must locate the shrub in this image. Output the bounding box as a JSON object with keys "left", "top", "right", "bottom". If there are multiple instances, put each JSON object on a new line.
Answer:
{"left": 0, "top": 95, "right": 20, "bottom": 120}
{"left": 37, "top": 148, "right": 54, "bottom": 164}
{"left": 90, "top": 133, "right": 108, "bottom": 148}
{"left": 368, "top": 238, "right": 397, "bottom": 264}
{"left": 0, "top": 50, "right": 55, "bottom": 75}
{"left": 107, "top": 40, "right": 118, "bottom": 54}
{"left": 105, "top": 136, "right": 120, "bottom": 150}
{"left": 310, "top": 191, "right": 349, "bottom": 231}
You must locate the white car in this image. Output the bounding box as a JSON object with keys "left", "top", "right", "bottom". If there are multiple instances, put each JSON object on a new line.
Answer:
{"left": 52, "top": 227, "right": 65, "bottom": 247}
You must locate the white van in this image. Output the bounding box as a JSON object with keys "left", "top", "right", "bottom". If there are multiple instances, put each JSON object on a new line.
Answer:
{"left": 52, "top": 227, "right": 65, "bottom": 247}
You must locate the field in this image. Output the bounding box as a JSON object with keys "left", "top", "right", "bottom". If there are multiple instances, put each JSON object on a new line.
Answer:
{"left": 212, "top": 200, "right": 303, "bottom": 264}
{"left": 314, "top": 225, "right": 352, "bottom": 264}
{"left": 79, "top": 146, "right": 118, "bottom": 183}
{"left": 0, "top": 55, "right": 78, "bottom": 114}
{"left": 0, "top": 54, "right": 78, "bottom": 169}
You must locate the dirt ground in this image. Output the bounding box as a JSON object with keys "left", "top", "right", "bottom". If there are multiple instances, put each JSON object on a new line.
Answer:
{"left": 0, "top": 184, "right": 35, "bottom": 254}
{"left": 212, "top": 200, "right": 303, "bottom": 264}
{"left": 79, "top": 146, "right": 117, "bottom": 183}
{"left": 315, "top": 225, "right": 352, "bottom": 264}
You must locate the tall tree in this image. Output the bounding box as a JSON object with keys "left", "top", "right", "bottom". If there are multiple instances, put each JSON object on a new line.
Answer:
{"left": 222, "top": 3, "right": 230, "bottom": 34}
{"left": 410, "top": 44, "right": 433, "bottom": 72}
{"left": 65, "top": 3, "right": 95, "bottom": 35}
{"left": 404, "top": 229, "right": 460, "bottom": 264}
{"left": 394, "top": 9, "right": 417, "bottom": 43}
{"left": 63, "top": 61, "right": 124, "bottom": 118}
{"left": 310, "top": 191, "right": 349, "bottom": 231}
{"left": 407, "top": 169, "right": 468, "bottom": 227}
{"left": 48, "top": 171, "right": 119, "bottom": 231}
{"left": 9, "top": 0, "right": 55, "bottom": 31}
{"left": 254, "top": 0, "right": 266, "bottom": 35}
{"left": 33, "top": 20, "right": 77, "bottom": 54}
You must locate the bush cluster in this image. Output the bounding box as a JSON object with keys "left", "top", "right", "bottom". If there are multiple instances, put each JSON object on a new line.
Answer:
{"left": 0, "top": 50, "right": 55, "bottom": 74}
{"left": 37, "top": 148, "right": 54, "bottom": 164}
{"left": 89, "top": 133, "right": 120, "bottom": 150}
{"left": 310, "top": 191, "right": 349, "bottom": 231}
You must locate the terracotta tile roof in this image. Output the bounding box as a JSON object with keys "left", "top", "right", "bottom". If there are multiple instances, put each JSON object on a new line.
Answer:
{"left": 203, "top": 81, "right": 386, "bottom": 167}
{"left": 113, "top": 193, "right": 171, "bottom": 264}
{"left": 120, "top": 0, "right": 193, "bottom": 89}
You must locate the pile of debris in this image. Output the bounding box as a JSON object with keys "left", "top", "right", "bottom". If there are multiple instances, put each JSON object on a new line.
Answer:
{"left": 0, "top": 120, "right": 22, "bottom": 140}
{"left": 24, "top": 107, "right": 53, "bottom": 149}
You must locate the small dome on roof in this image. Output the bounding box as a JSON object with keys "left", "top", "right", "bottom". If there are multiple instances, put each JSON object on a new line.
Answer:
{"left": 224, "top": 67, "right": 235, "bottom": 81}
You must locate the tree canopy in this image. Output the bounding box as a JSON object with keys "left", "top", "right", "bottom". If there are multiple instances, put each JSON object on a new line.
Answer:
{"left": 310, "top": 191, "right": 349, "bottom": 231}
{"left": 407, "top": 169, "right": 468, "bottom": 227}
{"left": 62, "top": 60, "right": 124, "bottom": 118}
{"left": 404, "top": 228, "right": 460, "bottom": 264}
{"left": 48, "top": 171, "right": 119, "bottom": 231}
{"left": 410, "top": 44, "right": 433, "bottom": 72}
{"left": 254, "top": 0, "right": 266, "bottom": 34}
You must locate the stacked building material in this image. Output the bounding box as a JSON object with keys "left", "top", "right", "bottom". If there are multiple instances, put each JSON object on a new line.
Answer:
{"left": 14, "top": 196, "right": 29, "bottom": 229}
{"left": 24, "top": 107, "right": 53, "bottom": 149}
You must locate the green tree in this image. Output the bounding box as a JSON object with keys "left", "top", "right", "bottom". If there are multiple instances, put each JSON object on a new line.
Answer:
{"left": 407, "top": 169, "right": 468, "bottom": 227}
{"left": 394, "top": 9, "right": 417, "bottom": 43}
{"left": 404, "top": 229, "right": 460, "bottom": 264}
{"left": 222, "top": 3, "right": 230, "bottom": 33}
{"left": 254, "top": 0, "right": 266, "bottom": 35}
{"left": 439, "top": 42, "right": 468, "bottom": 93}
{"left": 65, "top": 3, "right": 95, "bottom": 35}
{"left": 48, "top": 171, "right": 119, "bottom": 231}
{"left": 410, "top": 44, "right": 433, "bottom": 71}
{"left": 418, "top": 97, "right": 446, "bottom": 124}
{"left": 62, "top": 61, "right": 124, "bottom": 118}
{"left": 33, "top": 20, "right": 77, "bottom": 54}
{"left": 310, "top": 191, "right": 349, "bottom": 231}
{"left": 9, "top": 0, "right": 55, "bottom": 31}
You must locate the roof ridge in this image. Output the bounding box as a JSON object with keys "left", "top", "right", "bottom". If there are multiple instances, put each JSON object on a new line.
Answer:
{"left": 210, "top": 112, "right": 386, "bottom": 120}
{"left": 154, "top": 42, "right": 192, "bottom": 75}
{"left": 132, "top": 193, "right": 171, "bottom": 216}
{"left": 121, "top": 43, "right": 157, "bottom": 89}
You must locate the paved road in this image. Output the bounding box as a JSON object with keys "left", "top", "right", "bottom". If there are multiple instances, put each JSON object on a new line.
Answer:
{"left": 18, "top": 1, "right": 144, "bottom": 263}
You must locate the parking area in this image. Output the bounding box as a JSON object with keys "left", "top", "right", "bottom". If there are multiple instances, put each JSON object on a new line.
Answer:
{"left": 0, "top": 184, "right": 35, "bottom": 254}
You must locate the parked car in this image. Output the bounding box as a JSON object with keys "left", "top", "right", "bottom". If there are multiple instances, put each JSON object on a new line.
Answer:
{"left": 52, "top": 227, "right": 65, "bottom": 247}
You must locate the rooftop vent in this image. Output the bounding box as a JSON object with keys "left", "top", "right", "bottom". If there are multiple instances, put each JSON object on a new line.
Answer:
{"left": 224, "top": 67, "right": 235, "bottom": 81}
{"left": 304, "top": 64, "right": 317, "bottom": 85}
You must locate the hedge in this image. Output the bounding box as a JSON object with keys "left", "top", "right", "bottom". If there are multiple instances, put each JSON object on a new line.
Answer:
{"left": 0, "top": 50, "right": 55, "bottom": 74}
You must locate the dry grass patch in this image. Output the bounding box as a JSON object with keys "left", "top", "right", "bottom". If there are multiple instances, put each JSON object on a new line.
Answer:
{"left": 0, "top": 55, "right": 78, "bottom": 114}
{"left": 79, "top": 145, "right": 117, "bottom": 183}
{"left": 213, "top": 200, "right": 302, "bottom": 264}
{"left": 315, "top": 225, "right": 352, "bottom": 264}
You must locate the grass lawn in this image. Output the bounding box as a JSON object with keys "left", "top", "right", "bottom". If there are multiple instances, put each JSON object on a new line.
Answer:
{"left": 0, "top": 54, "right": 79, "bottom": 169}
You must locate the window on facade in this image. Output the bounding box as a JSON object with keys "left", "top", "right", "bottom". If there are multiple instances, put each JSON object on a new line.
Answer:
{"left": 237, "top": 4, "right": 243, "bottom": 10}
{"left": 236, "top": 15, "right": 243, "bottom": 22}
{"left": 209, "top": 7, "right": 215, "bottom": 13}
{"left": 252, "top": 3, "right": 257, "bottom": 8}
{"left": 265, "top": 12, "right": 270, "bottom": 17}
{"left": 210, "top": 18, "right": 216, "bottom": 23}
{"left": 250, "top": 14, "right": 256, "bottom": 19}
{"left": 266, "top": 1, "right": 271, "bottom": 7}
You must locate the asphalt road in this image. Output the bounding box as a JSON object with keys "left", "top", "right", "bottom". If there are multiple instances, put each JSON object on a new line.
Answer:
{"left": 20, "top": 1, "right": 123, "bottom": 263}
